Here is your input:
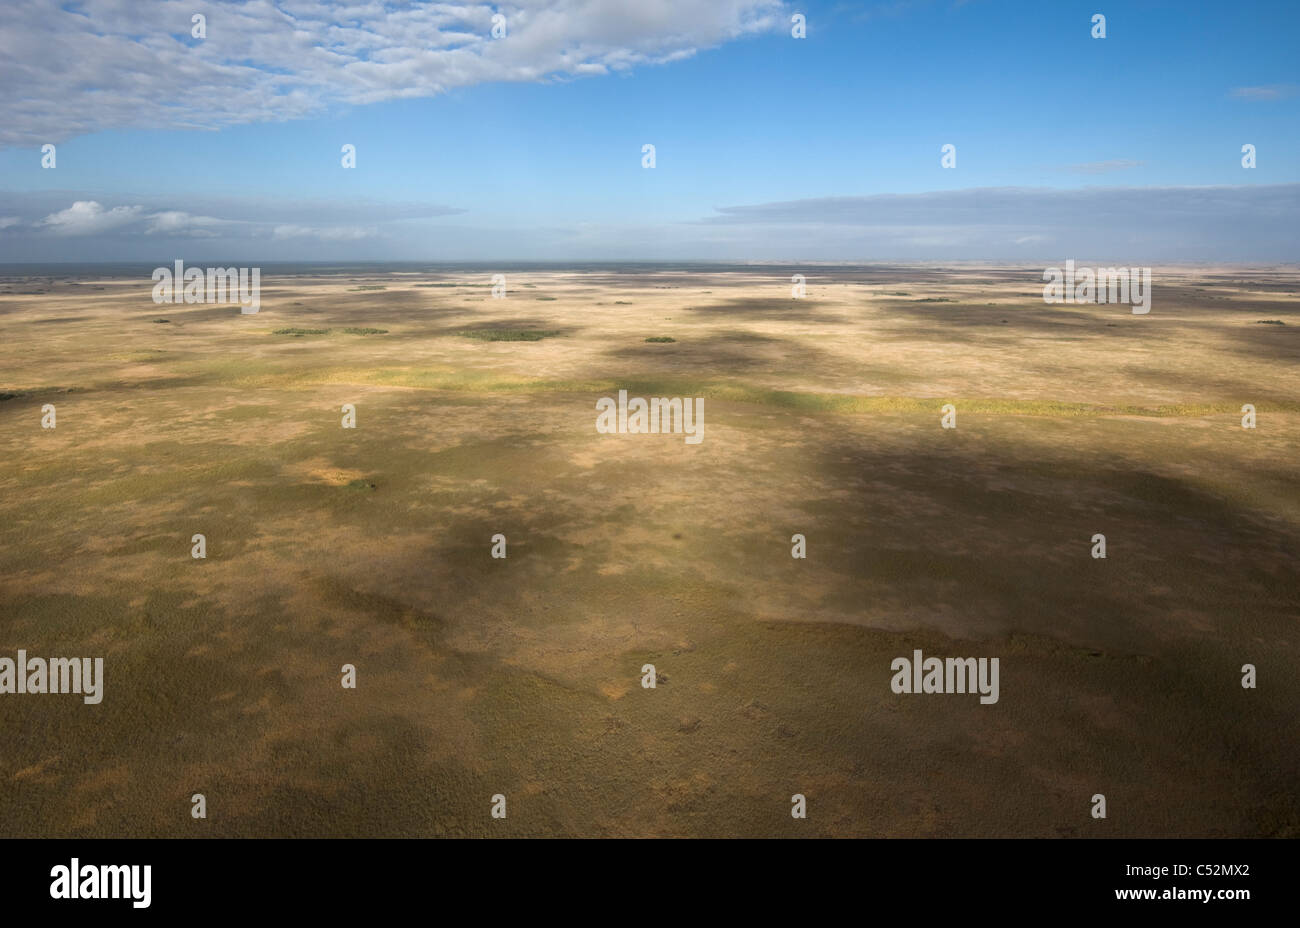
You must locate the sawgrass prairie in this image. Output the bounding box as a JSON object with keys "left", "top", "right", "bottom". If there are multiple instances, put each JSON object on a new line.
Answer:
{"left": 1, "top": 264, "right": 1297, "bottom": 837}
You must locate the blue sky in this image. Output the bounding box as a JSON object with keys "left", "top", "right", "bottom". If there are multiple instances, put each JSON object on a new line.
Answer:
{"left": 1, "top": 0, "right": 1297, "bottom": 261}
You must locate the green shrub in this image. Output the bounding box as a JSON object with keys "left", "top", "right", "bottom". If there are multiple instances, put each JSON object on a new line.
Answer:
{"left": 456, "top": 329, "right": 561, "bottom": 342}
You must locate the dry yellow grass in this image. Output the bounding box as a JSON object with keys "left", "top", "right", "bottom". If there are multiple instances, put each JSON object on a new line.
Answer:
{"left": 0, "top": 265, "right": 1296, "bottom": 836}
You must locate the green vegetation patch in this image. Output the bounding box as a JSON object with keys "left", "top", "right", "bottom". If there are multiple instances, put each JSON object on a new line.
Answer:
{"left": 341, "top": 327, "right": 388, "bottom": 335}
{"left": 455, "top": 329, "right": 562, "bottom": 342}
{"left": 1256, "top": 319, "right": 1286, "bottom": 325}
{"left": 160, "top": 357, "right": 1300, "bottom": 418}
{"left": 645, "top": 336, "right": 676, "bottom": 343}
{"left": 273, "top": 328, "right": 330, "bottom": 336}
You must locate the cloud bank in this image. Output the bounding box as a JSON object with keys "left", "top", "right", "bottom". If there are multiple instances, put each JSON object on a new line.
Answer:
{"left": 1, "top": 184, "right": 1295, "bottom": 263}
{"left": 0, "top": 189, "right": 463, "bottom": 260}
{"left": 691, "top": 184, "right": 1299, "bottom": 261}
{"left": 0, "top": 0, "right": 783, "bottom": 146}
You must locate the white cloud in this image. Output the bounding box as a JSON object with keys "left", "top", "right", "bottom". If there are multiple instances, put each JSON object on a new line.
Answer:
{"left": 144, "top": 211, "right": 234, "bottom": 237}
{"left": 38, "top": 200, "right": 144, "bottom": 235}
{"left": 1065, "top": 159, "right": 1144, "bottom": 175}
{"left": 0, "top": 0, "right": 783, "bottom": 146}
{"left": 4, "top": 193, "right": 457, "bottom": 247}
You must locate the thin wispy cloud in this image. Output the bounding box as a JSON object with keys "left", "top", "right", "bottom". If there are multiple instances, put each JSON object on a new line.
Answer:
{"left": 690, "top": 185, "right": 1300, "bottom": 261}
{"left": 1064, "top": 159, "right": 1144, "bottom": 175}
{"left": 701, "top": 185, "right": 1300, "bottom": 226}
{"left": 1230, "top": 84, "right": 1298, "bottom": 100}
{"left": 272, "top": 225, "right": 379, "bottom": 242}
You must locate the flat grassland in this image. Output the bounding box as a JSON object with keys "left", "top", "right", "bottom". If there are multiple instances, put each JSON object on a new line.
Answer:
{"left": 0, "top": 265, "right": 1296, "bottom": 837}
